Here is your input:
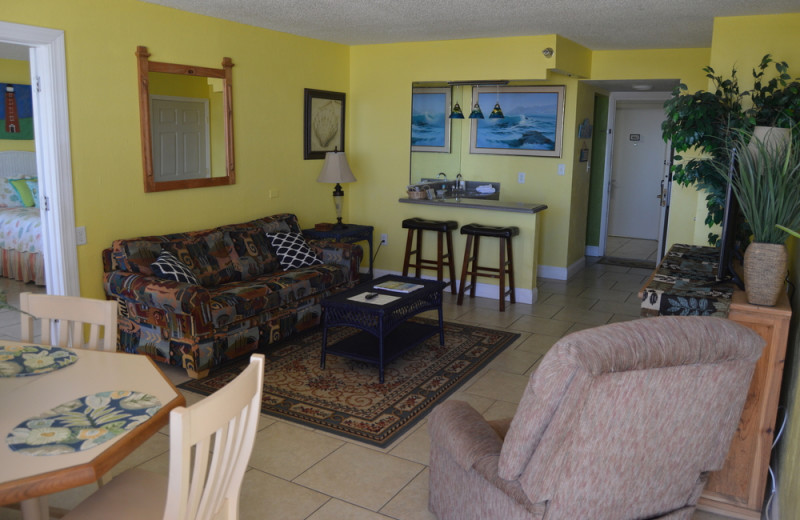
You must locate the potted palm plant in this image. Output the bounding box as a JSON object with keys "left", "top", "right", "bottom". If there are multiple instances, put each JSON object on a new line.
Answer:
{"left": 714, "top": 127, "right": 800, "bottom": 305}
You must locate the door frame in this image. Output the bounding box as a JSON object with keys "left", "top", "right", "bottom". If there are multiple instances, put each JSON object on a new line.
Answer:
{"left": 600, "top": 91, "right": 672, "bottom": 259}
{"left": 0, "top": 21, "right": 79, "bottom": 296}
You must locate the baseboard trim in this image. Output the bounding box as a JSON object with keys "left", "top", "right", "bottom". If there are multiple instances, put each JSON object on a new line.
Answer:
{"left": 538, "top": 257, "right": 586, "bottom": 281}
{"left": 585, "top": 245, "right": 601, "bottom": 257}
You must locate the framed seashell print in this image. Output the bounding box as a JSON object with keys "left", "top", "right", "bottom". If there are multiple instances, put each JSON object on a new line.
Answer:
{"left": 304, "top": 88, "right": 346, "bottom": 160}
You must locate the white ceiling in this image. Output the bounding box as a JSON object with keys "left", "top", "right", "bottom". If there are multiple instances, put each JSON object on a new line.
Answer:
{"left": 137, "top": 0, "right": 800, "bottom": 48}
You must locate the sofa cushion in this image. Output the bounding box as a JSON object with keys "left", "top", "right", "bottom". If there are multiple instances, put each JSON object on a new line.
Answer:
{"left": 111, "top": 238, "right": 164, "bottom": 275}
{"left": 223, "top": 228, "right": 278, "bottom": 280}
{"left": 151, "top": 251, "right": 200, "bottom": 285}
{"left": 207, "top": 263, "right": 347, "bottom": 328}
{"left": 266, "top": 232, "right": 323, "bottom": 270}
{"left": 165, "top": 231, "right": 237, "bottom": 287}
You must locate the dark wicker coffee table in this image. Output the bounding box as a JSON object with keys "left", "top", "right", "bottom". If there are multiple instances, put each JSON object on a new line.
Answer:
{"left": 320, "top": 275, "right": 447, "bottom": 383}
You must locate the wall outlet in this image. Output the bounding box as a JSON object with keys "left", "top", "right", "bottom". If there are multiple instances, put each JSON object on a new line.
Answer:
{"left": 557, "top": 164, "right": 566, "bottom": 176}
{"left": 268, "top": 189, "right": 279, "bottom": 199}
{"left": 518, "top": 172, "right": 525, "bottom": 184}
{"left": 380, "top": 233, "right": 388, "bottom": 245}
{"left": 75, "top": 226, "right": 87, "bottom": 245}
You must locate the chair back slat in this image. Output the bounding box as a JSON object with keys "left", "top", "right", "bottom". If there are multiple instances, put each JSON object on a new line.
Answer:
{"left": 164, "top": 354, "right": 264, "bottom": 520}
{"left": 19, "top": 292, "right": 118, "bottom": 352}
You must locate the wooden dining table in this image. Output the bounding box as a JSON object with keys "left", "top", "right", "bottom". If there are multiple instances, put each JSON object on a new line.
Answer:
{"left": 0, "top": 342, "right": 185, "bottom": 520}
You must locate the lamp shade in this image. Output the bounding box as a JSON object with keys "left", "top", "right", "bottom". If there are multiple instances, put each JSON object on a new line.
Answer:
{"left": 317, "top": 151, "right": 357, "bottom": 184}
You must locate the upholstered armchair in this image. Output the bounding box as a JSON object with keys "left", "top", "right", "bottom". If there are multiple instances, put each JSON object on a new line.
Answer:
{"left": 428, "top": 316, "right": 764, "bottom": 520}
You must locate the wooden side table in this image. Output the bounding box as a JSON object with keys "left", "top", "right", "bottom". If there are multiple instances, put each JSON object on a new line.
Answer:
{"left": 639, "top": 244, "right": 791, "bottom": 519}
{"left": 696, "top": 290, "right": 791, "bottom": 520}
{"left": 303, "top": 224, "right": 374, "bottom": 279}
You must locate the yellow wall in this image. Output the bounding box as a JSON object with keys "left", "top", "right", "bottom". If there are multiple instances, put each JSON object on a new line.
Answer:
{"left": 0, "top": 58, "right": 35, "bottom": 152}
{"left": 708, "top": 12, "right": 800, "bottom": 516}
{"left": 348, "top": 36, "right": 586, "bottom": 285}
{"left": 5, "top": 0, "right": 350, "bottom": 298}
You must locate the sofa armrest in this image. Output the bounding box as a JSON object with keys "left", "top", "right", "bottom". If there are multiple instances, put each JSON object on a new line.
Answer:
{"left": 307, "top": 239, "right": 364, "bottom": 281}
{"left": 429, "top": 400, "right": 504, "bottom": 471}
{"left": 104, "top": 271, "right": 210, "bottom": 317}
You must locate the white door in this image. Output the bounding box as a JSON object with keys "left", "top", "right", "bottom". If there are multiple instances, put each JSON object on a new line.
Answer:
{"left": 151, "top": 96, "right": 210, "bottom": 182}
{"left": 605, "top": 99, "right": 671, "bottom": 259}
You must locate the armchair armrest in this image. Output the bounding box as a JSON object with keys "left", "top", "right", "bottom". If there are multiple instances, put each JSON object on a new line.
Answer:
{"left": 429, "top": 400, "right": 504, "bottom": 471}
{"left": 307, "top": 239, "right": 364, "bottom": 282}
{"left": 104, "top": 271, "right": 210, "bottom": 317}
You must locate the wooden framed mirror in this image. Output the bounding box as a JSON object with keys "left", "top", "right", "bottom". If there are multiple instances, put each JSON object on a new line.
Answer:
{"left": 136, "top": 46, "right": 235, "bottom": 192}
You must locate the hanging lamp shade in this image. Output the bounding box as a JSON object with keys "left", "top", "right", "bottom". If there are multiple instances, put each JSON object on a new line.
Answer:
{"left": 469, "top": 103, "right": 484, "bottom": 119}
{"left": 449, "top": 102, "right": 465, "bottom": 119}
{"left": 489, "top": 103, "right": 505, "bottom": 119}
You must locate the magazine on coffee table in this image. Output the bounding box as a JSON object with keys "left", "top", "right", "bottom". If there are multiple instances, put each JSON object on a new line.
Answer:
{"left": 374, "top": 280, "right": 424, "bottom": 293}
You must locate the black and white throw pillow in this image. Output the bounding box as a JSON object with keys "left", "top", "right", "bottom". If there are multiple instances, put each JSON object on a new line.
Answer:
{"left": 266, "top": 232, "right": 323, "bottom": 270}
{"left": 151, "top": 250, "right": 200, "bottom": 284}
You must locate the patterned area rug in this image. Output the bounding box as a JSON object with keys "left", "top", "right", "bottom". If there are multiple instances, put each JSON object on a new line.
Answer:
{"left": 179, "top": 319, "right": 519, "bottom": 447}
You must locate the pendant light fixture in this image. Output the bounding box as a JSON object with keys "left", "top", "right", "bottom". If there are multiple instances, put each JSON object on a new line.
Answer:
{"left": 489, "top": 85, "right": 505, "bottom": 119}
{"left": 446, "top": 80, "right": 509, "bottom": 121}
{"left": 449, "top": 85, "right": 465, "bottom": 119}
{"left": 449, "top": 102, "right": 465, "bottom": 119}
{"left": 469, "top": 102, "right": 484, "bottom": 119}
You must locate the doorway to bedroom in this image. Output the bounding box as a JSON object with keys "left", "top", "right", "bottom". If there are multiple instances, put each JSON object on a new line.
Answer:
{"left": 0, "top": 43, "right": 48, "bottom": 304}
{"left": 0, "top": 21, "right": 80, "bottom": 298}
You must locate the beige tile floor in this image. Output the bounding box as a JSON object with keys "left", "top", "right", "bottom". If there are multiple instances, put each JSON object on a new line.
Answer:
{"left": 606, "top": 235, "right": 659, "bottom": 262}
{"left": 0, "top": 264, "right": 737, "bottom": 519}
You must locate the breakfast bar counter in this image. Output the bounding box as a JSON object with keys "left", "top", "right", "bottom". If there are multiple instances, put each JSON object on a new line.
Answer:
{"left": 399, "top": 196, "right": 547, "bottom": 214}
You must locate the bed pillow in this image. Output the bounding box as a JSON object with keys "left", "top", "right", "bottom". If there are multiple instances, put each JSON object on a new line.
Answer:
{"left": 8, "top": 178, "right": 36, "bottom": 207}
{"left": 265, "top": 232, "right": 323, "bottom": 270}
{"left": 25, "top": 180, "right": 39, "bottom": 208}
{"left": 0, "top": 178, "right": 28, "bottom": 208}
{"left": 151, "top": 250, "right": 199, "bottom": 285}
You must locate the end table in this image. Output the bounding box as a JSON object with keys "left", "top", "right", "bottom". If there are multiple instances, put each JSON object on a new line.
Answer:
{"left": 303, "top": 224, "right": 374, "bottom": 279}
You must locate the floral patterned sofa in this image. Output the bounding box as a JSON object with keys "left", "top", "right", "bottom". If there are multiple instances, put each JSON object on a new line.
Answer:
{"left": 102, "top": 213, "right": 363, "bottom": 378}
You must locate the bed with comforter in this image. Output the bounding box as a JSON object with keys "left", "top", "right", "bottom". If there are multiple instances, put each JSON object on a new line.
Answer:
{"left": 0, "top": 151, "right": 44, "bottom": 285}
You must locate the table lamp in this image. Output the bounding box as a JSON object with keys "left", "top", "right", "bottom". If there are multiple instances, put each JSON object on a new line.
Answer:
{"left": 317, "top": 149, "right": 357, "bottom": 229}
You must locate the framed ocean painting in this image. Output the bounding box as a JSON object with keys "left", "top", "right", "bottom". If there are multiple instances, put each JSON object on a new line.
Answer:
{"left": 411, "top": 87, "right": 450, "bottom": 153}
{"left": 470, "top": 86, "right": 565, "bottom": 157}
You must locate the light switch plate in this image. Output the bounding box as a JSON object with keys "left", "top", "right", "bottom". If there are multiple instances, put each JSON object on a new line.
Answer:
{"left": 76, "top": 226, "right": 87, "bottom": 245}
{"left": 558, "top": 164, "right": 566, "bottom": 176}
{"left": 518, "top": 172, "right": 525, "bottom": 183}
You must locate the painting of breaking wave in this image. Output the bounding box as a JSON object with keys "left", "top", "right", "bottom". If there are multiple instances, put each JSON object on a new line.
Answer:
{"left": 475, "top": 92, "right": 558, "bottom": 151}
{"left": 411, "top": 92, "right": 447, "bottom": 147}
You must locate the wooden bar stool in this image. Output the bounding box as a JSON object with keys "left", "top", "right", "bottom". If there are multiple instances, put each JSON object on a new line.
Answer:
{"left": 457, "top": 223, "right": 519, "bottom": 311}
{"left": 401, "top": 218, "right": 459, "bottom": 293}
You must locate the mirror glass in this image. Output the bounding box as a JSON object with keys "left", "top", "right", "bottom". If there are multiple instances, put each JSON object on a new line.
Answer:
{"left": 410, "top": 82, "right": 462, "bottom": 185}
{"left": 137, "top": 46, "right": 235, "bottom": 192}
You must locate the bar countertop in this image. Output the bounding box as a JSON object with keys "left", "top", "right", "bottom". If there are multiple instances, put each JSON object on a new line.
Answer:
{"left": 398, "top": 197, "right": 547, "bottom": 214}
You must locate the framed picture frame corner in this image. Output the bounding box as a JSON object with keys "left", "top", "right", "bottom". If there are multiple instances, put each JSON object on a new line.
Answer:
{"left": 304, "top": 88, "right": 346, "bottom": 160}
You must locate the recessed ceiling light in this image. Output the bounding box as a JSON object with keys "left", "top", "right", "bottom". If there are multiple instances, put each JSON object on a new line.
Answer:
{"left": 632, "top": 84, "right": 653, "bottom": 91}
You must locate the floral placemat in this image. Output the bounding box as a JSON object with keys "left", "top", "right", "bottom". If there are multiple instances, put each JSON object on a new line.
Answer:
{"left": 6, "top": 391, "right": 162, "bottom": 456}
{"left": 640, "top": 243, "right": 733, "bottom": 318}
{"left": 0, "top": 344, "right": 78, "bottom": 377}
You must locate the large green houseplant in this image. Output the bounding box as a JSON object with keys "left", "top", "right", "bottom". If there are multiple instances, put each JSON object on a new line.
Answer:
{"left": 662, "top": 55, "right": 799, "bottom": 245}
{"left": 712, "top": 127, "right": 800, "bottom": 305}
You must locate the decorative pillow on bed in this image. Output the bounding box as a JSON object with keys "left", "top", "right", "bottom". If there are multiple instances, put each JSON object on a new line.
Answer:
{"left": 0, "top": 178, "right": 26, "bottom": 208}
{"left": 151, "top": 250, "right": 199, "bottom": 285}
{"left": 265, "top": 232, "right": 323, "bottom": 270}
{"left": 8, "top": 178, "right": 36, "bottom": 207}
{"left": 25, "top": 180, "right": 39, "bottom": 208}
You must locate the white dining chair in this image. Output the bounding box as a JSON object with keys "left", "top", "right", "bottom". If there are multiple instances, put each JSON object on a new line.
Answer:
{"left": 62, "top": 353, "right": 265, "bottom": 520}
{"left": 19, "top": 292, "right": 118, "bottom": 351}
